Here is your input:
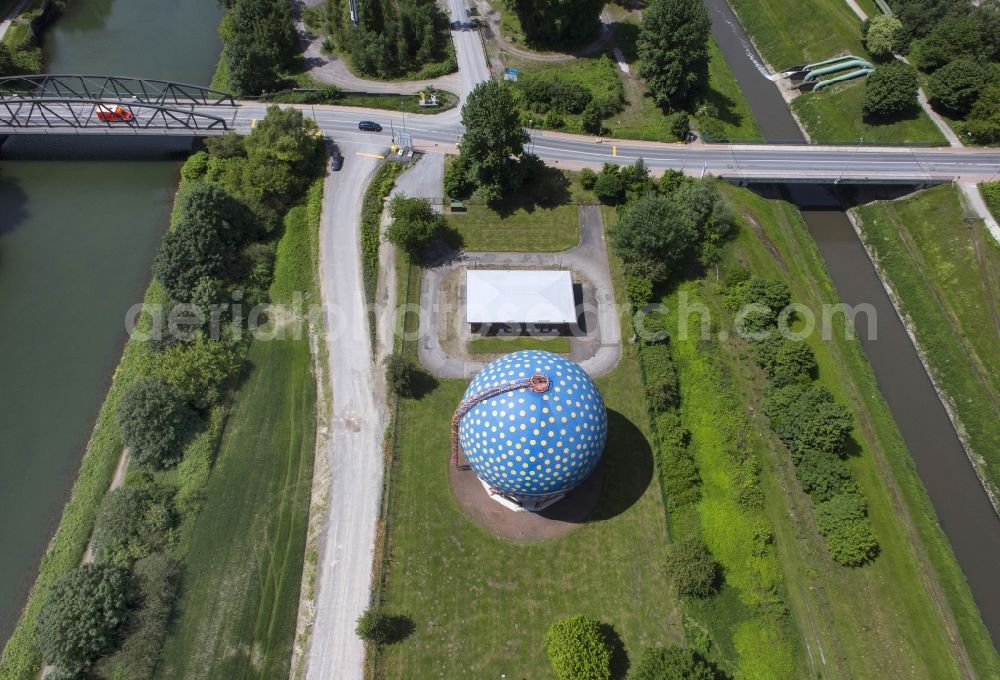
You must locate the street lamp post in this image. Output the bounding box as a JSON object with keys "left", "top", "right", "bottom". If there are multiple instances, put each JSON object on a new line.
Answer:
{"left": 837, "top": 136, "right": 864, "bottom": 184}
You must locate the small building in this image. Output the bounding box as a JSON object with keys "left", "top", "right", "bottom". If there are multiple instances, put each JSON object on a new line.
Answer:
{"left": 466, "top": 269, "right": 576, "bottom": 334}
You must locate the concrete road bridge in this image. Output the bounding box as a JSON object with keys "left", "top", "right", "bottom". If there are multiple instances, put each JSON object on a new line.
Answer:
{"left": 2, "top": 75, "right": 1000, "bottom": 185}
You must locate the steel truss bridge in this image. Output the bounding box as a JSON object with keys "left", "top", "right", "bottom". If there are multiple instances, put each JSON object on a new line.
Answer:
{"left": 0, "top": 75, "right": 238, "bottom": 135}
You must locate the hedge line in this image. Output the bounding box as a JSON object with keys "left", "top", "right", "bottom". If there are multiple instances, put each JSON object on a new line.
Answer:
{"left": 734, "top": 274, "right": 880, "bottom": 566}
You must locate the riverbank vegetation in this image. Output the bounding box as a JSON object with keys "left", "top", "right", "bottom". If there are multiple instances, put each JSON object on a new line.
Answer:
{"left": 0, "top": 107, "right": 324, "bottom": 680}
{"left": 853, "top": 184, "right": 1000, "bottom": 506}
{"left": 711, "top": 184, "right": 1000, "bottom": 678}
{"left": 321, "top": 0, "right": 456, "bottom": 80}
{"left": 0, "top": 0, "right": 69, "bottom": 75}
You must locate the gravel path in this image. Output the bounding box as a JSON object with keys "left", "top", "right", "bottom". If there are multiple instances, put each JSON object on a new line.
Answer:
{"left": 418, "top": 205, "right": 622, "bottom": 379}
{"left": 304, "top": 147, "right": 386, "bottom": 680}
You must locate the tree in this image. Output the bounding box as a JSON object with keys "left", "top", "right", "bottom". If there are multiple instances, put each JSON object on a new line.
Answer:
{"left": 637, "top": 0, "right": 712, "bottom": 109}
{"left": 724, "top": 276, "right": 791, "bottom": 333}
{"left": 664, "top": 538, "right": 718, "bottom": 597}
{"left": 91, "top": 486, "right": 175, "bottom": 567}
{"left": 0, "top": 44, "right": 15, "bottom": 77}
{"left": 826, "top": 518, "right": 879, "bottom": 566}
{"left": 611, "top": 179, "right": 730, "bottom": 284}
{"left": 385, "top": 194, "right": 444, "bottom": 260}
{"left": 620, "top": 158, "right": 656, "bottom": 202}
{"left": 630, "top": 645, "right": 719, "bottom": 680}
{"left": 579, "top": 167, "right": 598, "bottom": 190}
{"left": 36, "top": 564, "right": 131, "bottom": 672}
{"left": 153, "top": 182, "right": 251, "bottom": 301}
{"left": 762, "top": 384, "right": 854, "bottom": 457}
{"left": 544, "top": 615, "right": 612, "bottom": 680}
{"left": 581, "top": 101, "right": 604, "bottom": 134}
{"left": 862, "top": 61, "right": 919, "bottom": 118}
{"left": 455, "top": 80, "right": 531, "bottom": 202}
{"left": 117, "top": 378, "right": 194, "bottom": 468}
{"left": 511, "top": 0, "right": 605, "bottom": 46}
{"left": 153, "top": 335, "right": 244, "bottom": 408}
{"left": 384, "top": 353, "right": 430, "bottom": 397}
{"left": 966, "top": 82, "right": 1000, "bottom": 143}
{"left": 912, "top": 16, "right": 984, "bottom": 71}
{"left": 928, "top": 58, "right": 987, "bottom": 117}
{"left": 864, "top": 15, "right": 904, "bottom": 58}
{"left": 795, "top": 449, "right": 856, "bottom": 502}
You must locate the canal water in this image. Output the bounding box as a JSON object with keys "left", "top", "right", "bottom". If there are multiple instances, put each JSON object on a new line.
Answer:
{"left": 704, "top": 0, "right": 1000, "bottom": 648}
{"left": 0, "top": 0, "right": 222, "bottom": 644}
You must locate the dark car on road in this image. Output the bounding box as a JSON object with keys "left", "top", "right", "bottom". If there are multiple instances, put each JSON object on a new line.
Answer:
{"left": 358, "top": 120, "right": 382, "bottom": 132}
{"left": 330, "top": 149, "right": 344, "bottom": 171}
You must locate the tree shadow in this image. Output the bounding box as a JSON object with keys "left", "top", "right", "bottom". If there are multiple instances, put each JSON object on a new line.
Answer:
{"left": 588, "top": 409, "right": 654, "bottom": 521}
{"left": 408, "top": 368, "right": 439, "bottom": 401}
{"left": 487, "top": 165, "right": 572, "bottom": 219}
{"left": 0, "top": 172, "right": 29, "bottom": 237}
{"left": 600, "top": 622, "right": 631, "bottom": 680}
{"left": 384, "top": 614, "right": 416, "bottom": 644}
{"left": 613, "top": 21, "right": 641, "bottom": 63}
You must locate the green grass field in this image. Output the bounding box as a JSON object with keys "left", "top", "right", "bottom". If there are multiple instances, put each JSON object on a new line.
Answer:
{"left": 376, "top": 353, "right": 681, "bottom": 678}
{"left": 469, "top": 335, "right": 572, "bottom": 355}
{"left": 716, "top": 184, "right": 1000, "bottom": 678}
{"left": 792, "top": 79, "right": 947, "bottom": 145}
{"left": 854, "top": 184, "right": 1000, "bottom": 500}
{"left": 445, "top": 167, "right": 591, "bottom": 252}
{"left": 154, "top": 188, "right": 321, "bottom": 680}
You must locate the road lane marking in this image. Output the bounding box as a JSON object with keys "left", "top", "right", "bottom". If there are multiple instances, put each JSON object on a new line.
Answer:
{"left": 355, "top": 152, "right": 387, "bottom": 159}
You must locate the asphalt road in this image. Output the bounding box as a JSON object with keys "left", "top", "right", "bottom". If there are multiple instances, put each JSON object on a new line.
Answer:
{"left": 7, "top": 100, "right": 1000, "bottom": 183}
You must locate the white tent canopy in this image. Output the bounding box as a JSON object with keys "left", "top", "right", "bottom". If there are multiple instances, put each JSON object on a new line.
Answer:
{"left": 466, "top": 270, "right": 576, "bottom": 324}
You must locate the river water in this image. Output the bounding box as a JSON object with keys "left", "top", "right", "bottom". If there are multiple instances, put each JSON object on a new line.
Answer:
{"left": 704, "top": 0, "right": 1000, "bottom": 649}
{"left": 0, "top": 0, "right": 222, "bottom": 645}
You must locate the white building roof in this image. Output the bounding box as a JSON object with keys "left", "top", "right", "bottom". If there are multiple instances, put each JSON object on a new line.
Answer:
{"left": 466, "top": 270, "right": 576, "bottom": 324}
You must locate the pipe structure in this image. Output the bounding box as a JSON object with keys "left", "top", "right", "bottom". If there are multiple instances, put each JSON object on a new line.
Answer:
{"left": 812, "top": 66, "right": 875, "bottom": 91}
{"left": 803, "top": 58, "right": 875, "bottom": 82}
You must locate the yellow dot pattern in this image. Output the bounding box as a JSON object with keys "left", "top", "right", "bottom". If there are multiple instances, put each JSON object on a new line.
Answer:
{"left": 458, "top": 350, "right": 607, "bottom": 499}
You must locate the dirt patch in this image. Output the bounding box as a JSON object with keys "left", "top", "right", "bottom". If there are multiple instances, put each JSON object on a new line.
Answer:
{"left": 448, "top": 462, "right": 603, "bottom": 541}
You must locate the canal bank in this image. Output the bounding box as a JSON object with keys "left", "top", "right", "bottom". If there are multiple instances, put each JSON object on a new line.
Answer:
{"left": 0, "top": 0, "right": 223, "bottom": 648}
{"left": 703, "top": 0, "right": 1000, "bottom": 655}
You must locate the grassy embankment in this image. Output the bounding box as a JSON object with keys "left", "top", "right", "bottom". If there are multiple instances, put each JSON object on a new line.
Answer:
{"left": 711, "top": 184, "right": 1000, "bottom": 678}
{"left": 375, "top": 272, "right": 680, "bottom": 678}
{"left": 468, "top": 336, "right": 571, "bottom": 356}
{"left": 853, "top": 184, "right": 1000, "bottom": 501}
{"left": 153, "top": 182, "right": 322, "bottom": 679}
{"left": 444, "top": 165, "right": 591, "bottom": 251}
{"left": 725, "top": 0, "right": 945, "bottom": 144}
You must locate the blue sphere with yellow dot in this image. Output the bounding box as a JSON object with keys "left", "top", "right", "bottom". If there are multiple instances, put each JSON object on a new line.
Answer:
{"left": 457, "top": 350, "right": 607, "bottom": 500}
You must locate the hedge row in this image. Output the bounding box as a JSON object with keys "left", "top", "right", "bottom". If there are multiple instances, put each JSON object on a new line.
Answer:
{"left": 360, "top": 162, "right": 404, "bottom": 308}
{"left": 734, "top": 274, "right": 880, "bottom": 566}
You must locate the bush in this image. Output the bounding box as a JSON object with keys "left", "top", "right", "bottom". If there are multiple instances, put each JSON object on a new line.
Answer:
{"left": 626, "top": 275, "right": 654, "bottom": 309}
{"left": 180, "top": 151, "right": 209, "bottom": 182}
{"left": 444, "top": 154, "right": 472, "bottom": 197}
{"left": 543, "top": 615, "right": 612, "bottom": 680}
{"left": 581, "top": 101, "right": 604, "bottom": 134}
{"left": 752, "top": 336, "right": 816, "bottom": 383}
{"left": 665, "top": 111, "right": 690, "bottom": 141}
{"left": 579, "top": 167, "right": 598, "bottom": 190}
{"left": 862, "top": 61, "right": 918, "bottom": 119}
{"left": 117, "top": 378, "right": 195, "bottom": 469}
{"left": 762, "top": 384, "right": 853, "bottom": 456}
{"left": 826, "top": 518, "right": 879, "bottom": 566}
{"left": 355, "top": 608, "right": 391, "bottom": 645}
{"left": 593, "top": 163, "right": 625, "bottom": 204}
{"left": 630, "top": 645, "right": 718, "bottom": 680}
{"left": 815, "top": 490, "right": 868, "bottom": 536}
{"left": 641, "top": 343, "right": 680, "bottom": 411}
{"left": 928, "top": 58, "right": 987, "bottom": 117}
{"left": 95, "top": 554, "right": 181, "bottom": 680}
{"left": 91, "top": 486, "right": 175, "bottom": 568}
{"left": 385, "top": 193, "right": 445, "bottom": 261}
{"left": 724, "top": 276, "right": 791, "bottom": 333}
{"left": 153, "top": 336, "right": 244, "bottom": 408}
{"left": 384, "top": 353, "right": 430, "bottom": 397}
{"left": 655, "top": 411, "right": 701, "bottom": 507}
{"left": 664, "top": 538, "right": 718, "bottom": 597}
{"left": 795, "top": 449, "right": 856, "bottom": 502}
{"left": 36, "top": 564, "right": 132, "bottom": 672}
